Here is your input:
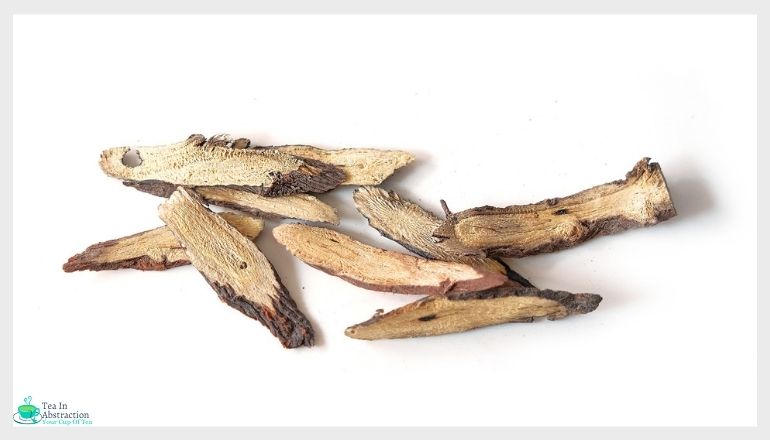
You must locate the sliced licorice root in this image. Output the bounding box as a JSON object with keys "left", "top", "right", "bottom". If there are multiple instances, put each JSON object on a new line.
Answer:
{"left": 353, "top": 186, "right": 533, "bottom": 287}
{"left": 274, "top": 145, "right": 415, "bottom": 186}
{"left": 223, "top": 139, "right": 414, "bottom": 185}
{"left": 63, "top": 212, "right": 263, "bottom": 272}
{"left": 345, "top": 285, "right": 602, "bottom": 340}
{"left": 432, "top": 158, "right": 677, "bottom": 258}
{"left": 272, "top": 224, "right": 508, "bottom": 295}
{"left": 100, "top": 134, "right": 345, "bottom": 197}
{"left": 124, "top": 180, "right": 339, "bottom": 224}
{"left": 158, "top": 187, "right": 313, "bottom": 349}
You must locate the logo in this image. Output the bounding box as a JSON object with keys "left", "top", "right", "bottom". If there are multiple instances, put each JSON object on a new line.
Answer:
{"left": 12, "top": 396, "right": 92, "bottom": 426}
{"left": 13, "top": 396, "right": 41, "bottom": 425}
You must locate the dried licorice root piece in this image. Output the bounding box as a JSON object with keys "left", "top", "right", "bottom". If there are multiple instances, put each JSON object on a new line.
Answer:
{"left": 63, "top": 212, "right": 263, "bottom": 272}
{"left": 345, "top": 285, "right": 602, "bottom": 340}
{"left": 273, "top": 145, "right": 415, "bottom": 186}
{"left": 100, "top": 134, "right": 345, "bottom": 197}
{"left": 224, "top": 140, "right": 414, "bottom": 185}
{"left": 433, "top": 158, "right": 677, "bottom": 258}
{"left": 353, "top": 186, "right": 533, "bottom": 287}
{"left": 273, "top": 224, "right": 507, "bottom": 295}
{"left": 123, "top": 180, "right": 339, "bottom": 224}
{"left": 158, "top": 187, "right": 313, "bottom": 349}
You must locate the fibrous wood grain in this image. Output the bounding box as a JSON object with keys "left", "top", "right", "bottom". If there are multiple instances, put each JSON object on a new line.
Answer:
{"left": 273, "top": 224, "right": 508, "bottom": 295}
{"left": 100, "top": 134, "right": 345, "bottom": 196}
{"left": 275, "top": 145, "right": 415, "bottom": 186}
{"left": 63, "top": 212, "right": 263, "bottom": 272}
{"left": 432, "top": 158, "right": 677, "bottom": 258}
{"left": 158, "top": 187, "right": 313, "bottom": 348}
{"left": 204, "top": 137, "right": 414, "bottom": 185}
{"left": 124, "top": 180, "right": 339, "bottom": 224}
{"left": 353, "top": 186, "right": 533, "bottom": 287}
{"left": 345, "top": 285, "right": 602, "bottom": 340}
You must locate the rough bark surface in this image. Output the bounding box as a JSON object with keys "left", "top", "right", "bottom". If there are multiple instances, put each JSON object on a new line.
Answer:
{"left": 353, "top": 186, "right": 533, "bottom": 287}
{"left": 432, "top": 158, "right": 677, "bottom": 257}
{"left": 158, "top": 187, "right": 313, "bottom": 348}
{"left": 123, "top": 180, "right": 338, "bottom": 224}
{"left": 345, "top": 285, "right": 602, "bottom": 340}
{"left": 63, "top": 212, "right": 263, "bottom": 272}
{"left": 273, "top": 224, "right": 507, "bottom": 295}
{"left": 100, "top": 134, "right": 345, "bottom": 196}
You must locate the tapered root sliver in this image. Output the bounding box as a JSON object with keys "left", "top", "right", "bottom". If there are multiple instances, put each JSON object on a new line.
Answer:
{"left": 274, "top": 145, "right": 415, "bottom": 186}
{"left": 344, "top": 286, "right": 603, "bottom": 340}
{"left": 123, "top": 180, "right": 339, "bottom": 224}
{"left": 272, "top": 223, "right": 507, "bottom": 295}
{"left": 100, "top": 134, "right": 345, "bottom": 196}
{"left": 352, "top": 186, "right": 533, "bottom": 287}
{"left": 432, "top": 157, "right": 677, "bottom": 257}
{"left": 63, "top": 212, "right": 263, "bottom": 272}
{"left": 158, "top": 187, "right": 313, "bottom": 349}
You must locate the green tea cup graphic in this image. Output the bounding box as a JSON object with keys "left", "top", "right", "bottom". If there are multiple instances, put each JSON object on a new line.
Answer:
{"left": 18, "top": 396, "right": 40, "bottom": 419}
{"left": 18, "top": 404, "right": 39, "bottom": 419}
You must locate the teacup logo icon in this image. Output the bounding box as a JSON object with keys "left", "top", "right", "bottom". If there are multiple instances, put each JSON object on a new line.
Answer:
{"left": 13, "top": 396, "right": 41, "bottom": 424}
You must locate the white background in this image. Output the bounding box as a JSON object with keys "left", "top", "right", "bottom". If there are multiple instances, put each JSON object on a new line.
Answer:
{"left": 13, "top": 15, "right": 756, "bottom": 426}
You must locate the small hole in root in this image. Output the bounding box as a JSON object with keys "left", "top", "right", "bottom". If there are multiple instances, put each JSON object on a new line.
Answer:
{"left": 239, "top": 262, "right": 248, "bottom": 269}
{"left": 122, "top": 149, "right": 143, "bottom": 167}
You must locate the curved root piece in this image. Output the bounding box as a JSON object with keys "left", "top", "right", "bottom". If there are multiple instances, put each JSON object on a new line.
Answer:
{"left": 273, "top": 224, "right": 507, "bottom": 295}
{"left": 63, "top": 212, "right": 263, "bottom": 272}
{"left": 158, "top": 187, "right": 313, "bottom": 349}
{"left": 100, "top": 134, "right": 345, "bottom": 196}
{"left": 123, "top": 180, "right": 339, "bottom": 224}
{"left": 195, "top": 187, "right": 339, "bottom": 224}
{"left": 432, "top": 158, "right": 677, "bottom": 258}
{"left": 353, "top": 186, "right": 533, "bottom": 287}
{"left": 345, "top": 285, "right": 602, "bottom": 340}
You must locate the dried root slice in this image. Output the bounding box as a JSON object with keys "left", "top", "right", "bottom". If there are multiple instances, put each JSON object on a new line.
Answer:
{"left": 275, "top": 145, "right": 415, "bottom": 186}
{"left": 345, "top": 286, "right": 602, "bottom": 340}
{"left": 158, "top": 187, "right": 313, "bottom": 349}
{"left": 353, "top": 186, "right": 533, "bottom": 287}
{"left": 63, "top": 212, "right": 263, "bottom": 272}
{"left": 433, "top": 158, "right": 677, "bottom": 258}
{"left": 100, "top": 134, "right": 345, "bottom": 196}
{"left": 273, "top": 224, "right": 507, "bottom": 295}
{"left": 123, "top": 180, "right": 339, "bottom": 224}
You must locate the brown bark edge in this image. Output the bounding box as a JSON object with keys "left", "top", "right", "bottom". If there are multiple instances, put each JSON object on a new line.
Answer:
{"left": 204, "top": 270, "right": 314, "bottom": 349}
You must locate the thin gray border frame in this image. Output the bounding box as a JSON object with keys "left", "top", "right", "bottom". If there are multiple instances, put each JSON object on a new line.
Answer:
{"left": 2, "top": 1, "right": 763, "bottom": 439}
